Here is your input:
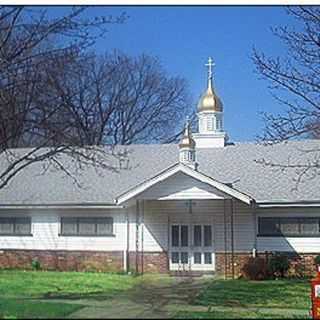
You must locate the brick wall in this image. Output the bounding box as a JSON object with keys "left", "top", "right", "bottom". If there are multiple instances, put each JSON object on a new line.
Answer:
{"left": 129, "top": 251, "right": 169, "bottom": 273}
{"left": 0, "top": 249, "right": 317, "bottom": 276}
{"left": 0, "top": 249, "right": 169, "bottom": 273}
{"left": 215, "top": 252, "right": 252, "bottom": 278}
{"left": 0, "top": 249, "right": 123, "bottom": 272}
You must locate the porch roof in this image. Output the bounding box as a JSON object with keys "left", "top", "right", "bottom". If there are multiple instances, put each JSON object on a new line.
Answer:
{"left": 115, "top": 163, "right": 254, "bottom": 205}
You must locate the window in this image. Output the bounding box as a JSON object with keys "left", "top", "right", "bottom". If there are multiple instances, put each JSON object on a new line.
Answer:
{"left": 60, "top": 217, "right": 113, "bottom": 236}
{"left": 181, "top": 225, "right": 189, "bottom": 247}
{"left": 194, "top": 225, "right": 202, "bottom": 247}
{"left": 79, "top": 218, "right": 96, "bottom": 235}
{"left": 181, "top": 252, "right": 189, "bottom": 264}
{"left": 258, "top": 217, "right": 320, "bottom": 237}
{"left": 171, "top": 252, "right": 179, "bottom": 264}
{"left": 0, "top": 217, "right": 31, "bottom": 236}
{"left": 204, "top": 225, "right": 212, "bottom": 247}
{"left": 301, "top": 218, "right": 319, "bottom": 235}
{"left": 258, "top": 217, "right": 281, "bottom": 236}
{"left": 194, "top": 252, "right": 202, "bottom": 264}
{"left": 280, "top": 218, "right": 299, "bottom": 235}
{"left": 207, "top": 117, "right": 214, "bottom": 131}
{"left": 204, "top": 252, "right": 212, "bottom": 264}
{"left": 172, "top": 225, "right": 179, "bottom": 247}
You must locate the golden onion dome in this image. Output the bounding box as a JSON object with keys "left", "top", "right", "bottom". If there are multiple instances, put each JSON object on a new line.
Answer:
{"left": 198, "top": 56, "right": 223, "bottom": 112}
{"left": 179, "top": 120, "right": 195, "bottom": 149}
{"left": 197, "top": 81, "right": 223, "bottom": 112}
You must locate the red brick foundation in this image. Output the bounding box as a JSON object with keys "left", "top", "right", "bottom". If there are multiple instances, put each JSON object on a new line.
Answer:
{"left": 215, "top": 252, "right": 319, "bottom": 278}
{"left": 0, "top": 249, "right": 124, "bottom": 272}
{"left": 0, "top": 249, "right": 317, "bottom": 276}
{"left": 215, "top": 252, "right": 252, "bottom": 278}
{"left": 129, "top": 252, "right": 169, "bottom": 273}
{"left": 0, "top": 249, "right": 169, "bottom": 273}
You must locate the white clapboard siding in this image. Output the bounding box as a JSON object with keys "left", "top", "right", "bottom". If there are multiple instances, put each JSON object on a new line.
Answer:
{"left": 257, "top": 207, "right": 320, "bottom": 253}
{"left": 6, "top": 201, "right": 320, "bottom": 255}
{"left": 0, "top": 209, "right": 127, "bottom": 251}
{"left": 137, "top": 172, "right": 228, "bottom": 200}
{"left": 128, "top": 199, "right": 255, "bottom": 253}
{"left": 213, "top": 200, "right": 255, "bottom": 252}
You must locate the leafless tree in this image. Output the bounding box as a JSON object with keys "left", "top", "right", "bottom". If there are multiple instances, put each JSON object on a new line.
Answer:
{"left": 0, "top": 6, "right": 127, "bottom": 190}
{"left": 41, "top": 51, "right": 191, "bottom": 146}
{"left": 0, "top": 7, "right": 191, "bottom": 191}
{"left": 252, "top": 6, "right": 320, "bottom": 186}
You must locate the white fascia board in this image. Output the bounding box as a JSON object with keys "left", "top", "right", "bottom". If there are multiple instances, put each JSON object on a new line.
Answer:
{"left": 115, "top": 163, "right": 254, "bottom": 205}
{"left": 258, "top": 201, "right": 320, "bottom": 208}
{"left": 181, "top": 165, "right": 254, "bottom": 205}
{"left": 0, "top": 204, "right": 124, "bottom": 210}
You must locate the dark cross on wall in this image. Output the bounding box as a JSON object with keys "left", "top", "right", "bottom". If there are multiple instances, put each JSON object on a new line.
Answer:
{"left": 185, "top": 199, "right": 197, "bottom": 215}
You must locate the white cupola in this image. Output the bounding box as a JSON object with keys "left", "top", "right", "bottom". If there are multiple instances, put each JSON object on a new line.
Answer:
{"left": 179, "top": 119, "right": 197, "bottom": 169}
{"left": 193, "top": 57, "right": 227, "bottom": 148}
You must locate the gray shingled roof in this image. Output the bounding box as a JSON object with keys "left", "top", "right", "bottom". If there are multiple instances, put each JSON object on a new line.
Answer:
{"left": 0, "top": 140, "right": 319, "bottom": 204}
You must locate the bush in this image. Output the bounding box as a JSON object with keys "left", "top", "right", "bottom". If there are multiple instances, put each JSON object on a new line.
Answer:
{"left": 268, "top": 254, "right": 290, "bottom": 278}
{"left": 241, "top": 257, "right": 269, "bottom": 280}
{"left": 314, "top": 255, "right": 320, "bottom": 265}
{"left": 31, "top": 259, "right": 41, "bottom": 271}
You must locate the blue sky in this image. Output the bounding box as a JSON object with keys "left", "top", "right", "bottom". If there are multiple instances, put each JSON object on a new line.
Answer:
{"left": 50, "top": 6, "right": 297, "bottom": 142}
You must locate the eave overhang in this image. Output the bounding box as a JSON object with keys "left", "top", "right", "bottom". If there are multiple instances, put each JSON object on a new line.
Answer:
{"left": 257, "top": 201, "right": 320, "bottom": 208}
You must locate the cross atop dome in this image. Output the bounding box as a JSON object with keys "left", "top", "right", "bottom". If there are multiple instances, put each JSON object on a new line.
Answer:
{"left": 193, "top": 57, "right": 227, "bottom": 149}
{"left": 205, "top": 56, "right": 215, "bottom": 81}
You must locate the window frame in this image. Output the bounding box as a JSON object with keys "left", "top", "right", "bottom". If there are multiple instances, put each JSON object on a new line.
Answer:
{"left": 258, "top": 217, "right": 320, "bottom": 237}
{"left": 59, "top": 217, "right": 115, "bottom": 237}
{"left": 0, "top": 217, "right": 32, "bottom": 236}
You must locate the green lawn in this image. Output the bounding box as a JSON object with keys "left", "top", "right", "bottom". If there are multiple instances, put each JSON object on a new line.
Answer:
{"left": 0, "top": 299, "right": 82, "bottom": 319}
{"left": 0, "top": 270, "right": 136, "bottom": 299}
{"left": 196, "top": 279, "right": 310, "bottom": 309}
{"left": 175, "top": 310, "right": 309, "bottom": 319}
{"left": 0, "top": 270, "right": 312, "bottom": 319}
{"left": 175, "top": 279, "right": 311, "bottom": 319}
{"left": 0, "top": 270, "right": 137, "bottom": 318}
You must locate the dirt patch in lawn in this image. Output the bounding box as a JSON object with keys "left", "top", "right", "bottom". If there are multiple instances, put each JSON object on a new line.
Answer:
{"left": 62, "top": 276, "right": 212, "bottom": 319}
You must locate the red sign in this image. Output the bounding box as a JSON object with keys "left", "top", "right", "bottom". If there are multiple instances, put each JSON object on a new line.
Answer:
{"left": 311, "top": 266, "right": 320, "bottom": 319}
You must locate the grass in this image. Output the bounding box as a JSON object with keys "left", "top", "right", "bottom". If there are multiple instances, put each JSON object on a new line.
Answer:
{"left": 0, "top": 270, "right": 312, "bottom": 319}
{"left": 175, "top": 310, "right": 309, "bottom": 319}
{"left": 196, "top": 279, "right": 311, "bottom": 310}
{"left": 174, "top": 278, "right": 311, "bottom": 319}
{"left": 0, "top": 270, "right": 137, "bottom": 299}
{"left": 0, "top": 270, "right": 137, "bottom": 318}
{"left": 0, "top": 299, "right": 82, "bottom": 319}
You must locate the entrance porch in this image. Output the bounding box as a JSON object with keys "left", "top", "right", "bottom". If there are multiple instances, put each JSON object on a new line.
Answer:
{"left": 117, "top": 165, "right": 256, "bottom": 278}
{"left": 129, "top": 197, "right": 249, "bottom": 278}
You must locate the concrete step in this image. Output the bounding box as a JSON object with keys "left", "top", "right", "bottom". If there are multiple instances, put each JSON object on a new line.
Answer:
{"left": 169, "top": 270, "right": 215, "bottom": 277}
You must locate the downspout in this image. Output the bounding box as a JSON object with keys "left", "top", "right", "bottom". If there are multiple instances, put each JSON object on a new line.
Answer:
{"left": 188, "top": 199, "right": 192, "bottom": 273}
{"left": 223, "top": 199, "right": 228, "bottom": 279}
{"left": 230, "top": 199, "right": 235, "bottom": 280}
{"left": 126, "top": 207, "right": 130, "bottom": 274}
{"left": 141, "top": 200, "right": 144, "bottom": 275}
{"left": 167, "top": 215, "right": 170, "bottom": 272}
{"left": 136, "top": 200, "right": 140, "bottom": 274}
{"left": 252, "top": 200, "right": 258, "bottom": 258}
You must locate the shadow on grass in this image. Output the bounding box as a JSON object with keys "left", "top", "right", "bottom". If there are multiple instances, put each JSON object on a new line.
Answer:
{"left": 0, "top": 298, "right": 82, "bottom": 319}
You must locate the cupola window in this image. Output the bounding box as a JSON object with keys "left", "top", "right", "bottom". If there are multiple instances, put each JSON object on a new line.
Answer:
{"left": 207, "top": 117, "right": 213, "bottom": 131}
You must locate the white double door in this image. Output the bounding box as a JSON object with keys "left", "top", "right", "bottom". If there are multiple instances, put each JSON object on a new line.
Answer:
{"left": 169, "top": 224, "right": 215, "bottom": 272}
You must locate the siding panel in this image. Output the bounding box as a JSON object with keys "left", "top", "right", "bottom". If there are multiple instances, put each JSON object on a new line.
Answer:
{"left": 0, "top": 209, "right": 127, "bottom": 251}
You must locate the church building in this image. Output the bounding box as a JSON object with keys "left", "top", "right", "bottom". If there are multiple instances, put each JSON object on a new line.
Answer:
{"left": 0, "top": 58, "right": 319, "bottom": 278}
